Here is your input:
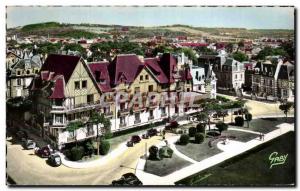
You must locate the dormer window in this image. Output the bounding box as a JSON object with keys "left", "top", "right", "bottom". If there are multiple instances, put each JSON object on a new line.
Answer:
{"left": 26, "top": 70, "right": 30, "bottom": 75}
{"left": 100, "top": 79, "right": 106, "bottom": 84}
{"left": 140, "top": 75, "right": 143, "bottom": 81}
{"left": 17, "top": 71, "right": 21, "bottom": 76}
{"left": 145, "top": 75, "right": 149, "bottom": 80}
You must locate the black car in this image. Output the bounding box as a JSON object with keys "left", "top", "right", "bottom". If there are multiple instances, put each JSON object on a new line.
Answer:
{"left": 147, "top": 128, "right": 158, "bottom": 137}
{"left": 47, "top": 154, "right": 62, "bottom": 167}
{"left": 16, "top": 130, "right": 28, "bottom": 140}
{"left": 112, "top": 173, "right": 143, "bottom": 186}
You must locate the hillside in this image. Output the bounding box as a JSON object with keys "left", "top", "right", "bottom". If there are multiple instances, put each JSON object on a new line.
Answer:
{"left": 7, "top": 22, "right": 294, "bottom": 40}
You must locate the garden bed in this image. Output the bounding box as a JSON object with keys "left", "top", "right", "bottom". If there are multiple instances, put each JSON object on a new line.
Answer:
{"left": 144, "top": 154, "right": 192, "bottom": 177}
{"left": 222, "top": 130, "right": 258, "bottom": 142}
{"left": 230, "top": 117, "right": 294, "bottom": 134}
{"left": 175, "top": 138, "right": 222, "bottom": 162}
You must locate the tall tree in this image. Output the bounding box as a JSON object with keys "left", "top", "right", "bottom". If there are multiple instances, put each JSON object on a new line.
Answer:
{"left": 279, "top": 101, "right": 293, "bottom": 122}
{"left": 90, "top": 112, "right": 111, "bottom": 155}
{"left": 66, "top": 120, "right": 84, "bottom": 147}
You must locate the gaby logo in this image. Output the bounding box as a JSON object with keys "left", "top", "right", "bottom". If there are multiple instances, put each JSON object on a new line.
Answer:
{"left": 269, "top": 152, "right": 288, "bottom": 169}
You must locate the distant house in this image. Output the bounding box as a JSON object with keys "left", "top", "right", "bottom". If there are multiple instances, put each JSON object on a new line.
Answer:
{"left": 7, "top": 51, "right": 42, "bottom": 99}
{"left": 251, "top": 60, "right": 294, "bottom": 101}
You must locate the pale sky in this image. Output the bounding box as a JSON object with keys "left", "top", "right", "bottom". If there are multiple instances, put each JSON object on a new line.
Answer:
{"left": 6, "top": 6, "right": 295, "bottom": 29}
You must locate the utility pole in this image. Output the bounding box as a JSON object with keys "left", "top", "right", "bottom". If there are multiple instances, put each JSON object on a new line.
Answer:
{"left": 145, "top": 142, "right": 147, "bottom": 170}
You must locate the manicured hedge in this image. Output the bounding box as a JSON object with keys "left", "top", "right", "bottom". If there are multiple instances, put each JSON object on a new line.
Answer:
{"left": 179, "top": 134, "right": 190, "bottom": 145}
{"left": 148, "top": 145, "right": 160, "bottom": 160}
{"left": 159, "top": 146, "right": 174, "bottom": 159}
{"left": 196, "top": 123, "right": 206, "bottom": 134}
{"left": 100, "top": 139, "right": 110, "bottom": 155}
{"left": 194, "top": 133, "right": 205, "bottom": 144}
{"left": 235, "top": 116, "right": 244, "bottom": 127}
{"left": 188, "top": 127, "right": 197, "bottom": 137}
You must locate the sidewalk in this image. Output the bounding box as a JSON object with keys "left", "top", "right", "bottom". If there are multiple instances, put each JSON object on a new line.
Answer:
{"left": 135, "top": 122, "right": 294, "bottom": 185}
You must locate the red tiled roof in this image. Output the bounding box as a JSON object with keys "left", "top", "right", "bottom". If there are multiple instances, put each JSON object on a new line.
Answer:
{"left": 49, "top": 76, "right": 65, "bottom": 99}
{"left": 108, "top": 54, "right": 144, "bottom": 86}
{"left": 179, "top": 43, "right": 208, "bottom": 47}
{"left": 41, "top": 54, "right": 81, "bottom": 83}
{"left": 179, "top": 69, "right": 192, "bottom": 81}
{"left": 88, "top": 62, "right": 112, "bottom": 92}
{"left": 144, "top": 58, "right": 168, "bottom": 84}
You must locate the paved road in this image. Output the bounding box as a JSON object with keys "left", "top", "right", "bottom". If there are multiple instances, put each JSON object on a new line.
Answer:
{"left": 6, "top": 96, "right": 294, "bottom": 185}
{"left": 7, "top": 133, "right": 169, "bottom": 185}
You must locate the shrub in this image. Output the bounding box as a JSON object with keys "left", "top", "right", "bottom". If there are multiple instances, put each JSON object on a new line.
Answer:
{"left": 179, "top": 134, "right": 190, "bottom": 145}
{"left": 216, "top": 122, "right": 228, "bottom": 133}
{"left": 159, "top": 146, "right": 174, "bottom": 158}
{"left": 188, "top": 127, "right": 197, "bottom": 137}
{"left": 235, "top": 116, "right": 244, "bottom": 126}
{"left": 64, "top": 149, "right": 72, "bottom": 160}
{"left": 148, "top": 145, "right": 160, "bottom": 160}
{"left": 194, "top": 133, "right": 205, "bottom": 144}
{"left": 104, "top": 132, "right": 113, "bottom": 139}
{"left": 70, "top": 146, "right": 85, "bottom": 161}
{"left": 85, "top": 141, "right": 94, "bottom": 157}
{"left": 99, "top": 139, "right": 110, "bottom": 155}
{"left": 196, "top": 123, "right": 206, "bottom": 134}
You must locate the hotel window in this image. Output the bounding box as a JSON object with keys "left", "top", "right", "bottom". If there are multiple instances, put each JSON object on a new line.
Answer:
{"left": 148, "top": 85, "right": 153, "bottom": 92}
{"left": 82, "top": 80, "right": 87, "bottom": 89}
{"left": 17, "top": 71, "right": 21, "bottom": 76}
{"left": 87, "top": 94, "right": 94, "bottom": 103}
{"left": 26, "top": 70, "right": 30, "bottom": 75}
{"left": 235, "top": 74, "right": 237, "bottom": 79}
{"left": 17, "top": 79, "right": 21, "bottom": 86}
{"left": 75, "top": 81, "right": 80, "bottom": 89}
{"left": 145, "top": 75, "right": 149, "bottom": 80}
{"left": 134, "top": 87, "right": 140, "bottom": 93}
{"left": 140, "top": 75, "right": 143, "bottom": 81}
{"left": 55, "top": 114, "right": 63, "bottom": 124}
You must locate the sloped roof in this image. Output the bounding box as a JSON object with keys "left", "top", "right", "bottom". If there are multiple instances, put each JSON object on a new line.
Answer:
{"left": 49, "top": 76, "right": 65, "bottom": 99}
{"left": 108, "top": 54, "right": 144, "bottom": 86}
{"left": 144, "top": 58, "right": 169, "bottom": 84}
{"left": 278, "top": 62, "right": 294, "bottom": 80}
{"left": 41, "top": 54, "right": 81, "bottom": 83}
{"left": 88, "top": 62, "right": 112, "bottom": 92}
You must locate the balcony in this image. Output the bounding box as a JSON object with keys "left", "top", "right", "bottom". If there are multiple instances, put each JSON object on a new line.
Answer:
{"left": 161, "top": 113, "right": 167, "bottom": 117}
{"left": 119, "top": 109, "right": 129, "bottom": 115}
{"left": 86, "top": 131, "right": 95, "bottom": 137}
{"left": 120, "top": 122, "right": 127, "bottom": 128}
{"left": 134, "top": 119, "right": 141, "bottom": 124}
{"left": 67, "top": 136, "right": 76, "bottom": 142}
{"left": 65, "top": 100, "right": 102, "bottom": 114}
{"left": 104, "top": 111, "right": 114, "bottom": 117}
{"left": 148, "top": 116, "right": 154, "bottom": 120}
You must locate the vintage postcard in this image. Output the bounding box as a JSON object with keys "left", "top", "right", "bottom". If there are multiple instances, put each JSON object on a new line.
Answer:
{"left": 6, "top": 6, "right": 295, "bottom": 186}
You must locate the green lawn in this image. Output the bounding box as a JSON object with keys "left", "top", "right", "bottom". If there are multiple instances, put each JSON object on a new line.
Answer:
{"left": 176, "top": 132, "right": 295, "bottom": 186}
{"left": 145, "top": 154, "right": 192, "bottom": 177}
{"left": 175, "top": 138, "right": 222, "bottom": 162}
{"left": 231, "top": 117, "right": 294, "bottom": 134}
{"left": 222, "top": 130, "right": 259, "bottom": 142}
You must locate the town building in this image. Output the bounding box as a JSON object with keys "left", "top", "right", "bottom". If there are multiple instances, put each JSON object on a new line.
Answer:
{"left": 6, "top": 51, "right": 42, "bottom": 99}
{"left": 29, "top": 53, "right": 213, "bottom": 149}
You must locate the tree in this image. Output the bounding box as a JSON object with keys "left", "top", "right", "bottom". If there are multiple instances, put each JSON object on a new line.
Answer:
{"left": 64, "top": 43, "right": 86, "bottom": 57}
{"left": 90, "top": 112, "right": 111, "bottom": 155}
{"left": 215, "top": 122, "right": 228, "bottom": 133}
{"left": 202, "top": 101, "right": 222, "bottom": 131}
{"left": 245, "top": 113, "right": 253, "bottom": 128}
{"left": 179, "top": 134, "right": 190, "bottom": 145}
{"left": 225, "top": 43, "right": 234, "bottom": 53}
{"left": 279, "top": 101, "right": 293, "bottom": 122}
{"left": 232, "top": 52, "right": 248, "bottom": 62}
{"left": 66, "top": 120, "right": 84, "bottom": 147}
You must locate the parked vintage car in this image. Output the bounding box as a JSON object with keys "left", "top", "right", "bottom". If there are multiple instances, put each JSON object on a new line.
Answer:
{"left": 127, "top": 135, "right": 141, "bottom": 147}
{"left": 47, "top": 154, "right": 61, "bottom": 167}
{"left": 165, "top": 121, "right": 179, "bottom": 130}
{"left": 34, "top": 146, "right": 52, "bottom": 158}
{"left": 147, "top": 128, "right": 158, "bottom": 137}
{"left": 112, "top": 173, "right": 143, "bottom": 186}
{"left": 16, "top": 130, "right": 28, "bottom": 140}
{"left": 22, "top": 139, "right": 36, "bottom": 150}
{"left": 131, "top": 135, "right": 141, "bottom": 144}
